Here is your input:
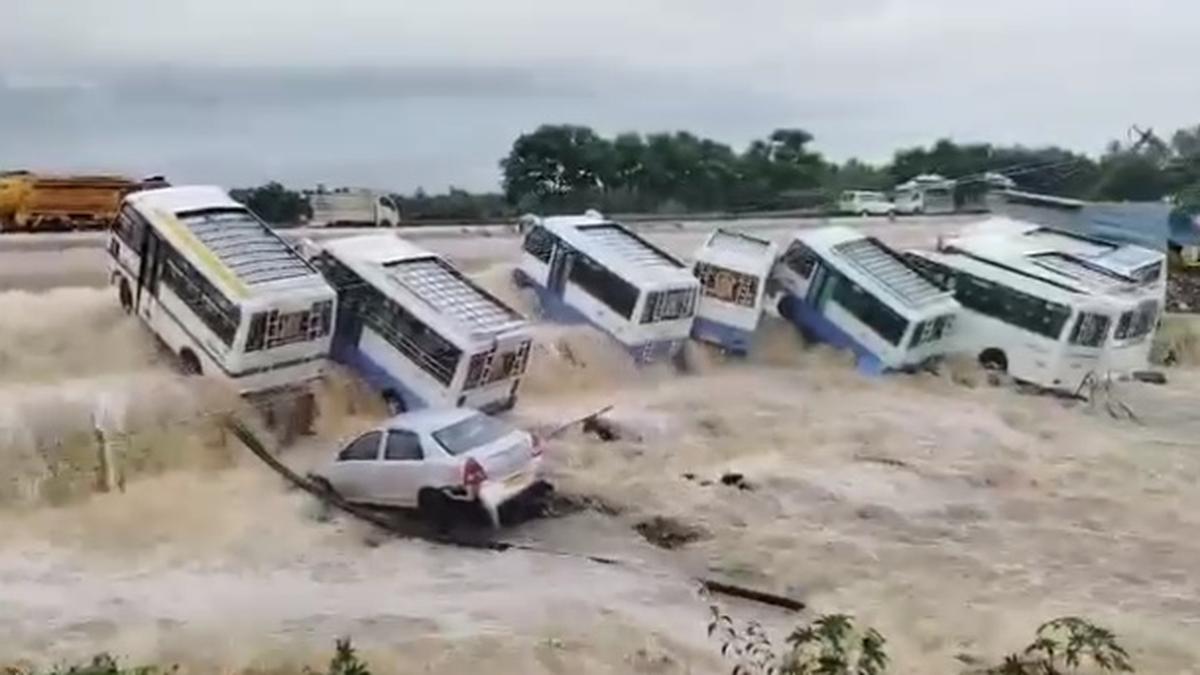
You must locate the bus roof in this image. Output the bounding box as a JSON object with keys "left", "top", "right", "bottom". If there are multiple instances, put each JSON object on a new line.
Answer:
{"left": 320, "top": 234, "right": 527, "bottom": 339}
{"left": 793, "top": 226, "right": 954, "bottom": 310}
{"left": 127, "top": 186, "right": 322, "bottom": 299}
{"left": 697, "top": 229, "right": 778, "bottom": 274}
{"left": 539, "top": 215, "right": 697, "bottom": 287}
{"left": 909, "top": 248, "right": 1089, "bottom": 306}
{"left": 948, "top": 217, "right": 1164, "bottom": 293}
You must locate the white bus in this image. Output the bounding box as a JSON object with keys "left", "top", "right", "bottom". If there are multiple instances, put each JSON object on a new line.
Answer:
{"left": 915, "top": 217, "right": 1167, "bottom": 385}
{"left": 514, "top": 212, "right": 700, "bottom": 364}
{"left": 107, "top": 186, "right": 337, "bottom": 399}
{"left": 771, "top": 226, "right": 961, "bottom": 373}
{"left": 312, "top": 234, "right": 533, "bottom": 414}
{"left": 894, "top": 174, "right": 956, "bottom": 215}
{"left": 690, "top": 229, "right": 778, "bottom": 354}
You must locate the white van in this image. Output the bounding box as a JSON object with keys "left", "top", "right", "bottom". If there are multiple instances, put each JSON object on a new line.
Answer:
{"left": 838, "top": 191, "right": 895, "bottom": 217}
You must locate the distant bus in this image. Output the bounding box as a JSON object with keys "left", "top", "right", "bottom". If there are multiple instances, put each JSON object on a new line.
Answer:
{"left": 910, "top": 218, "right": 1167, "bottom": 387}
{"left": 107, "top": 186, "right": 337, "bottom": 398}
{"left": 690, "top": 229, "right": 779, "bottom": 353}
{"left": 771, "top": 226, "right": 961, "bottom": 373}
{"left": 894, "top": 174, "right": 956, "bottom": 215}
{"left": 514, "top": 211, "right": 700, "bottom": 364}
{"left": 313, "top": 234, "right": 532, "bottom": 413}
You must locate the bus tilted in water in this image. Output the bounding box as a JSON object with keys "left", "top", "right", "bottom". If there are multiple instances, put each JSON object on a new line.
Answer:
{"left": 107, "top": 186, "right": 337, "bottom": 419}
{"left": 907, "top": 217, "right": 1167, "bottom": 391}
{"left": 312, "top": 234, "right": 532, "bottom": 414}
{"left": 690, "top": 229, "right": 778, "bottom": 354}
{"left": 771, "top": 226, "right": 960, "bottom": 373}
{"left": 514, "top": 211, "right": 700, "bottom": 364}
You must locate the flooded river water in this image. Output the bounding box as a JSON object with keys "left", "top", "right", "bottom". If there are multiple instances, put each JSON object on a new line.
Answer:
{"left": 2, "top": 219, "right": 1198, "bottom": 674}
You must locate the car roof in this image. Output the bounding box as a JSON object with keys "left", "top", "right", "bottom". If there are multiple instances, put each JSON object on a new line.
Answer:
{"left": 380, "top": 407, "right": 482, "bottom": 433}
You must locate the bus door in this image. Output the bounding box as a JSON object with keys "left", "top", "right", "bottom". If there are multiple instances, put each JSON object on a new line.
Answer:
{"left": 135, "top": 229, "right": 162, "bottom": 316}
{"left": 805, "top": 261, "right": 837, "bottom": 310}
{"left": 547, "top": 245, "right": 575, "bottom": 297}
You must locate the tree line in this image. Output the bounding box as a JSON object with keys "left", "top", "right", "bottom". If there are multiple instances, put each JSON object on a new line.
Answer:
{"left": 231, "top": 124, "right": 1200, "bottom": 223}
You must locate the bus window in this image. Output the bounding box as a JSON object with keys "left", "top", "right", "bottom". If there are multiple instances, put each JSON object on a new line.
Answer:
{"left": 694, "top": 262, "right": 758, "bottom": 307}
{"left": 782, "top": 242, "right": 818, "bottom": 279}
{"left": 568, "top": 252, "right": 638, "bottom": 318}
{"left": 831, "top": 276, "right": 908, "bottom": 345}
{"left": 159, "top": 243, "right": 241, "bottom": 345}
{"left": 1069, "top": 312, "right": 1111, "bottom": 348}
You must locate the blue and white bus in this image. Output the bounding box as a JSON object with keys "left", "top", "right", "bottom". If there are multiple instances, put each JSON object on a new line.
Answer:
{"left": 312, "top": 234, "right": 533, "bottom": 414}
{"left": 514, "top": 212, "right": 700, "bottom": 364}
{"left": 771, "top": 226, "right": 961, "bottom": 373}
{"left": 690, "top": 229, "right": 778, "bottom": 354}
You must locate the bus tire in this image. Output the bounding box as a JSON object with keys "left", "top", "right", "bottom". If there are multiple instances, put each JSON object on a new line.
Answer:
{"left": 179, "top": 349, "right": 203, "bottom": 376}
{"left": 776, "top": 297, "right": 794, "bottom": 321}
{"left": 979, "top": 348, "right": 1007, "bottom": 372}
{"left": 382, "top": 389, "right": 407, "bottom": 414}
{"left": 380, "top": 219, "right": 394, "bottom": 228}
{"left": 118, "top": 278, "right": 133, "bottom": 313}
{"left": 511, "top": 268, "right": 532, "bottom": 289}
{"left": 418, "top": 488, "right": 455, "bottom": 533}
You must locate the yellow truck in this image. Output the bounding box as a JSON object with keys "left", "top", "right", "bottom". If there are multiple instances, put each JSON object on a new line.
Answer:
{"left": 0, "top": 171, "right": 167, "bottom": 232}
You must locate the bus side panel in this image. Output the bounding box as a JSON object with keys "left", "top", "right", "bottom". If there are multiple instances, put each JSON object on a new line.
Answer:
{"left": 340, "top": 327, "right": 447, "bottom": 409}
{"left": 947, "top": 312, "right": 1071, "bottom": 389}
{"left": 693, "top": 298, "right": 761, "bottom": 353}
{"left": 777, "top": 293, "right": 886, "bottom": 374}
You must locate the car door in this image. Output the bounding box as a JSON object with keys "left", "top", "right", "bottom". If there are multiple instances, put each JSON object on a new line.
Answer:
{"left": 327, "top": 431, "right": 384, "bottom": 501}
{"left": 373, "top": 429, "right": 426, "bottom": 507}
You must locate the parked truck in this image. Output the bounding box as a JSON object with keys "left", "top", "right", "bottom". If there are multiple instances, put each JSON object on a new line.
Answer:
{"left": 0, "top": 171, "right": 167, "bottom": 232}
{"left": 306, "top": 188, "right": 400, "bottom": 228}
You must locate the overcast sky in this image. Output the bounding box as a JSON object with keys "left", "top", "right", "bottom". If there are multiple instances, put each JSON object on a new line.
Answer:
{"left": 2, "top": 0, "right": 1198, "bottom": 192}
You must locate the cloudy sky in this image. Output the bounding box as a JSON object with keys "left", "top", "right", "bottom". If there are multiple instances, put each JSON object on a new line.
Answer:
{"left": 2, "top": 0, "right": 1198, "bottom": 192}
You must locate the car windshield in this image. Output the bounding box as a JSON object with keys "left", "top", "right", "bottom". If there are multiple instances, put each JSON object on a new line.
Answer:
{"left": 432, "top": 413, "right": 514, "bottom": 456}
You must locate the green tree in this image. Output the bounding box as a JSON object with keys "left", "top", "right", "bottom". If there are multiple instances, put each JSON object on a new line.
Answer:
{"left": 499, "top": 124, "right": 613, "bottom": 210}
{"left": 229, "top": 182, "right": 311, "bottom": 224}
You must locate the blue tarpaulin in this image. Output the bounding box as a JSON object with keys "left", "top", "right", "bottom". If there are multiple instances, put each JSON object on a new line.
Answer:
{"left": 991, "top": 191, "right": 1178, "bottom": 251}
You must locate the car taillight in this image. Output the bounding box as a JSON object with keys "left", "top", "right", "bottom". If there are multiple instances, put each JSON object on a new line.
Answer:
{"left": 462, "top": 458, "right": 487, "bottom": 490}
{"left": 531, "top": 435, "right": 545, "bottom": 458}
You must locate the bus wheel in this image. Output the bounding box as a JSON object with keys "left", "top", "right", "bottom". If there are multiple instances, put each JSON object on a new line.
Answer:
{"left": 979, "top": 348, "right": 1008, "bottom": 372}
{"left": 179, "top": 349, "right": 203, "bottom": 376}
{"left": 776, "top": 297, "right": 795, "bottom": 321}
{"left": 511, "top": 268, "right": 532, "bottom": 289}
{"left": 118, "top": 278, "right": 133, "bottom": 313}
{"left": 382, "top": 390, "right": 407, "bottom": 414}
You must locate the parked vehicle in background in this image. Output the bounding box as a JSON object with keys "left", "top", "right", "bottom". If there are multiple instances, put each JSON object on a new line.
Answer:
{"left": 906, "top": 217, "right": 1167, "bottom": 390}
{"left": 771, "top": 226, "right": 960, "bottom": 373}
{"left": 315, "top": 407, "right": 550, "bottom": 527}
{"left": 311, "top": 234, "right": 532, "bottom": 414}
{"left": 837, "top": 190, "right": 895, "bottom": 217}
{"left": 0, "top": 171, "right": 168, "bottom": 232}
{"left": 306, "top": 187, "right": 400, "bottom": 228}
{"left": 894, "top": 174, "right": 956, "bottom": 215}
{"left": 107, "top": 185, "right": 336, "bottom": 427}
{"left": 690, "top": 229, "right": 778, "bottom": 354}
{"left": 514, "top": 210, "right": 701, "bottom": 364}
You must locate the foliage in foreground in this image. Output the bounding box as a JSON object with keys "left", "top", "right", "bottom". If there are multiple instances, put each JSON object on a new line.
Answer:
{"left": 709, "top": 606, "right": 1133, "bottom": 675}
{"left": 4, "top": 638, "right": 371, "bottom": 675}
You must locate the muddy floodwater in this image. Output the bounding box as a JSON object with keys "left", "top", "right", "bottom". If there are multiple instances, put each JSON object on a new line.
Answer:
{"left": 2, "top": 227, "right": 1200, "bottom": 674}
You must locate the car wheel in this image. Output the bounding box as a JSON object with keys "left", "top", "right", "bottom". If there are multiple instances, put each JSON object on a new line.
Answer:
{"left": 418, "top": 488, "right": 455, "bottom": 533}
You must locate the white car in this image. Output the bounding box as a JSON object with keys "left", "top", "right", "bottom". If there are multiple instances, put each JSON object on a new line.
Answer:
{"left": 837, "top": 190, "right": 895, "bottom": 217}
{"left": 315, "top": 408, "right": 549, "bottom": 527}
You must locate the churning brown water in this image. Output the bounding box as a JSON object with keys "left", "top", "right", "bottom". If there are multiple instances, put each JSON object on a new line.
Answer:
{"left": 3, "top": 277, "right": 1200, "bottom": 674}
